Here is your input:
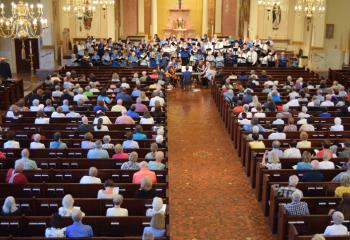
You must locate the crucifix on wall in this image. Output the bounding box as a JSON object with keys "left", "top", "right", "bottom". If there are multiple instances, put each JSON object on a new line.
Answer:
{"left": 178, "top": 0, "right": 182, "bottom": 9}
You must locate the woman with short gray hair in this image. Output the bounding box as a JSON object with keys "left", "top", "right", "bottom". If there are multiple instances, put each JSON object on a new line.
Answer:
{"left": 121, "top": 152, "right": 140, "bottom": 170}
{"left": 324, "top": 211, "right": 348, "bottom": 236}
{"left": 283, "top": 190, "right": 309, "bottom": 215}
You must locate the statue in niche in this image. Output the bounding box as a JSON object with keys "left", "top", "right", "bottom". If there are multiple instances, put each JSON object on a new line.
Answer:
{"left": 272, "top": 3, "right": 281, "bottom": 30}
{"left": 83, "top": 10, "right": 93, "bottom": 30}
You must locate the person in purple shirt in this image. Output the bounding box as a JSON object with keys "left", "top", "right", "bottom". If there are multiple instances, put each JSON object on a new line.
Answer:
{"left": 65, "top": 209, "right": 93, "bottom": 238}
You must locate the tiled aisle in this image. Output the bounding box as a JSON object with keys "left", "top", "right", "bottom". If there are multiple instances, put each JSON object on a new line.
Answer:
{"left": 168, "top": 89, "right": 274, "bottom": 240}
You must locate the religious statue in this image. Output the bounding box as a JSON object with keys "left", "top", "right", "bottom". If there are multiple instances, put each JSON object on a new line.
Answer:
{"left": 272, "top": 3, "right": 281, "bottom": 30}
{"left": 83, "top": 10, "right": 94, "bottom": 30}
{"left": 176, "top": 17, "right": 185, "bottom": 29}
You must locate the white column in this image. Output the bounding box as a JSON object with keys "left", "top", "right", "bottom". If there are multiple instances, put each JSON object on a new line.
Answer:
{"left": 138, "top": 0, "right": 145, "bottom": 34}
{"left": 249, "top": 0, "right": 258, "bottom": 39}
{"left": 107, "top": 4, "right": 116, "bottom": 40}
{"left": 214, "top": 0, "right": 222, "bottom": 34}
{"left": 119, "top": 0, "right": 124, "bottom": 37}
{"left": 151, "top": 0, "right": 157, "bottom": 36}
{"left": 202, "top": 0, "right": 208, "bottom": 35}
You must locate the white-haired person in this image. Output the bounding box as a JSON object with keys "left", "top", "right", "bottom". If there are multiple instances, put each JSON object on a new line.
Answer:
{"left": 101, "top": 135, "right": 114, "bottom": 149}
{"left": 318, "top": 152, "right": 335, "bottom": 170}
{"left": 121, "top": 152, "right": 140, "bottom": 170}
{"left": 276, "top": 175, "right": 300, "bottom": 198}
{"left": 30, "top": 99, "right": 44, "bottom": 112}
{"left": 133, "top": 162, "right": 157, "bottom": 184}
{"left": 87, "top": 140, "right": 109, "bottom": 159}
{"left": 80, "top": 167, "right": 102, "bottom": 184}
{"left": 324, "top": 211, "right": 349, "bottom": 236}
{"left": 335, "top": 174, "right": 350, "bottom": 198}
{"left": 115, "top": 110, "right": 135, "bottom": 125}
{"left": 65, "top": 209, "right": 93, "bottom": 238}
{"left": 146, "top": 197, "right": 166, "bottom": 217}
{"left": 106, "top": 194, "right": 128, "bottom": 217}
{"left": 143, "top": 213, "right": 166, "bottom": 238}
{"left": 330, "top": 117, "right": 344, "bottom": 131}
{"left": 58, "top": 194, "right": 84, "bottom": 217}
{"left": 135, "top": 177, "right": 157, "bottom": 199}
{"left": 0, "top": 196, "right": 21, "bottom": 216}
{"left": 43, "top": 99, "right": 55, "bottom": 112}
{"left": 97, "top": 179, "right": 119, "bottom": 199}
{"left": 15, "top": 148, "right": 38, "bottom": 170}
{"left": 262, "top": 151, "right": 281, "bottom": 170}
{"left": 145, "top": 143, "right": 159, "bottom": 160}
{"left": 284, "top": 190, "right": 310, "bottom": 215}
{"left": 30, "top": 133, "right": 46, "bottom": 149}
{"left": 149, "top": 151, "right": 166, "bottom": 170}
{"left": 77, "top": 116, "right": 94, "bottom": 132}
{"left": 45, "top": 213, "right": 66, "bottom": 238}
{"left": 51, "top": 106, "right": 66, "bottom": 118}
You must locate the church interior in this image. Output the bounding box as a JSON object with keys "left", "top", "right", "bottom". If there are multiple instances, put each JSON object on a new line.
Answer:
{"left": 0, "top": 0, "right": 350, "bottom": 239}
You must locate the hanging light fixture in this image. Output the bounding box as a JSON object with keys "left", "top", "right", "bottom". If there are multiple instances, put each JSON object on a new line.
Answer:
{"left": 0, "top": 1, "right": 48, "bottom": 39}
{"left": 63, "top": 0, "right": 96, "bottom": 20}
{"left": 257, "top": 0, "right": 281, "bottom": 10}
{"left": 92, "top": 0, "right": 115, "bottom": 11}
{"left": 294, "top": 0, "right": 326, "bottom": 18}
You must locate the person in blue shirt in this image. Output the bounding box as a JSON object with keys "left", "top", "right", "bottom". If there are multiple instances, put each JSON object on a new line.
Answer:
{"left": 239, "top": 71, "right": 248, "bottom": 81}
{"left": 111, "top": 49, "right": 120, "bottom": 67}
{"left": 87, "top": 140, "right": 110, "bottom": 159}
{"left": 242, "top": 90, "right": 253, "bottom": 104}
{"left": 143, "top": 213, "right": 166, "bottom": 238}
{"left": 319, "top": 108, "right": 332, "bottom": 117}
{"left": 133, "top": 125, "right": 147, "bottom": 140}
{"left": 182, "top": 66, "right": 192, "bottom": 90}
{"left": 243, "top": 117, "right": 267, "bottom": 133}
{"left": 93, "top": 100, "right": 108, "bottom": 113}
{"left": 128, "top": 51, "right": 139, "bottom": 67}
{"left": 179, "top": 47, "right": 189, "bottom": 66}
{"left": 97, "top": 90, "right": 112, "bottom": 104}
{"left": 127, "top": 106, "right": 140, "bottom": 119}
{"left": 131, "top": 86, "right": 141, "bottom": 97}
{"left": 91, "top": 51, "right": 101, "bottom": 66}
{"left": 116, "top": 90, "right": 133, "bottom": 104}
{"left": 65, "top": 209, "right": 93, "bottom": 238}
{"left": 278, "top": 52, "right": 288, "bottom": 67}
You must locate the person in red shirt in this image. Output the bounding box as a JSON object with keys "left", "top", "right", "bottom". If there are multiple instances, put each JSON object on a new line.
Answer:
{"left": 6, "top": 162, "right": 28, "bottom": 184}
{"left": 316, "top": 140, "right": 334, "bottom": 158}
{"left": 132, "top": 161, "right": 157, "bottom": 184}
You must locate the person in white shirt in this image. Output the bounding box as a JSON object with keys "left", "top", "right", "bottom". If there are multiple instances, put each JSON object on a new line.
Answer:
{"left": 268, "top": 125, "right": 286, "bottom": 140}
{"left": 51, "top": 107, "right": 66, "bottom": 118}
{"left": 298, "top": 106, "right": 310, "bottom": 119}
{"left": 58, "top": 194, "right": 84, "bottom": 217}
{"left": 34, "top": 111, "right": 50, "bottom": 124}
{"left": 238, "top": 112, "right": 251, "bottom": 125}
{"left": 66, "top": 106, "right": 81, "bottom": 118}
{"left": 318, "top": 153, "right": 335, "bottom": 170}
{"left": 140, "top": 111, "right": 155, "bottom": 125}
{"left": 102, "top": 135, "right": 114, "bottom": 149}
{"left": 246, "top": 48, "right": 258, "bottom": 66}
{"left": 283, "top": 141, "right": 302, "bottom": 158}
{"left": 97, "top": 179, "right": 119, "bottom": 199}
{"left": 321, "top": 95, "right": 335, "bottom": 107}
{"left": 120, "top": 78, "right": 130, "bottom": 89}
{"left": 94, "top": 118, "right": 109, "bottom": 131}
{"left": 30, "top": 99, "right": 44, "bottom": 112}
{"left": 45, "top": 213, "right": 66, "bottom": 238}
{"left": 52, "top": 85, "right": 63, "bottom": 98}
{"left": 286, "top": 96, "right": 300, "bottom": 107}
{"left": 93, "top": 111, "right": 112, "bottom": 125}
{"left": 111, "top": 99, "right": 127, "bottom": 112}
{"left": 30, "top": 134, "right": 45, "bottom": 149}
{"left": 288, "top": 91, "right": 300, "bottom": 100}
{"left": 79, "top": 167, "right": 102, "bottom": 184}
{"left": 299, "top": 117, "right": 315, "bottom": 132}
{"left": 146, "top": 197, "right": 166, "bottom": 217}
{"left": 324, "top": 211, "right": 348, "bottom": 236}
{"left": 330, "top": 117, "right": 344, "bottom": 132}
{"left": 149, "top": 94, "right": 165, "bottom": 107}
{"left": 106, "top": 194, "right": 128, "bottom": 217}
{"left": 73, "top": 88, "right": 89, "bottom": 102}
{"left": 3, "top": 131, "right": 20, "bottom": 149}
{"left": 122, "top": 132, "right": 140, "bottom": 149}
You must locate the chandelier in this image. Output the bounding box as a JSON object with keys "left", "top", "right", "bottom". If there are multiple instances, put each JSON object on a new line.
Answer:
{"left": 62, "top": 0, "right": 96, "bottom": 20}
{"left": 257, "top": 0, "right": 281, "bottom": 10}
{"left": 0, "top": 1, "right": 48, "bottom": 39}
{"left": 294, "top": 0, "right": 326, "bottom": 18}
{"left": 93, "top": 0, "right": 115, "bottom": 11}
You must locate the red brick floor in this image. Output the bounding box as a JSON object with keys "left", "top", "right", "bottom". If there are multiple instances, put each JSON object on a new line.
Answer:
{"left": 168, "top": 89, "right": 275, "bottom": 240}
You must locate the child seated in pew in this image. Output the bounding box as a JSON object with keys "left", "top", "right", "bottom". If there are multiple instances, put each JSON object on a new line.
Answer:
{"left": 97, "top": 179, "right": 119, "bottom": 199}
{"left": 324, "top": 211, "right": 349, "bottom": 236}
{"left": 45, "top": 213, "right": 66, "bottom": 238}
{"left": 283, "top": 190, "right": 310, "bottom": 216}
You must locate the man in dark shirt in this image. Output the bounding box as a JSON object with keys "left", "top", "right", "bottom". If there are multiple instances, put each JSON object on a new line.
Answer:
{"left": 0, "top": 58, "right": 12, "bottom": 80}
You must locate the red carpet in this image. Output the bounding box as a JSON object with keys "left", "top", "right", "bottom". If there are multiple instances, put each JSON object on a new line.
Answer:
{"left": 168, "top": 89, "right": 274, "bottom": 240}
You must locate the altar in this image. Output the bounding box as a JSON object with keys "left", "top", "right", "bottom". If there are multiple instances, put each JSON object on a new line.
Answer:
{"left": 163, "top": 2, "right": 195, "bottom": 39}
